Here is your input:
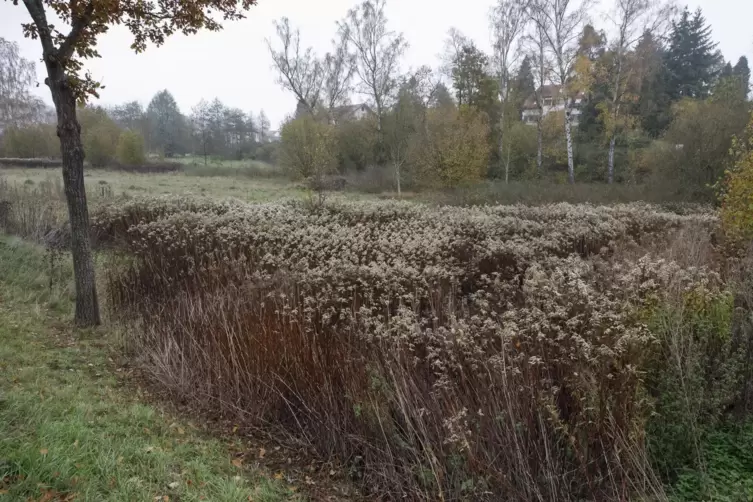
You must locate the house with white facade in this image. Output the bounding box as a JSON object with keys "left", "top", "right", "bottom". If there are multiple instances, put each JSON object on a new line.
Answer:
{"left": 521, "top": 84, "right": 585, "bottom": 126}
{"left": 331, "top": 103, "right": 374, "bottom": 125}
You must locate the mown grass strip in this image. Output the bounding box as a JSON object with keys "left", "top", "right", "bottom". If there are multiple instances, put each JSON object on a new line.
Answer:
{"left": 0, "top": 236, "right": 297, "bottom": 502}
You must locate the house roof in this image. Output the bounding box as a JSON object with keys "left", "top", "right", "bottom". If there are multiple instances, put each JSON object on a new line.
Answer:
{"left": 522, "top": 85, "right": 585, "bottom": 109}
{"left": 332, "top": 103, "right": 374, "bottom": 119}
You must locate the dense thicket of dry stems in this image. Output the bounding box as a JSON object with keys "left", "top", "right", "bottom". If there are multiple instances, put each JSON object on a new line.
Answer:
{"left": 86, "top": 196, "right": 744, "bottom": 500}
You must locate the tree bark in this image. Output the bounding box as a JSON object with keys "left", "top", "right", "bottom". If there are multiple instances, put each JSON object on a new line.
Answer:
{"left": 46, "top": 64, "right": 101, "bottom": 326}
{"left": 607, "top": 134, "right": 616, "bottom": 184}
{"left": 536, "top": 116, "right": 543, "bottom": 174}
{"left": 395, "top": 161, "right": 401, "bottom": 196}
{"left": 499, "top": 106, "right": 507, "bottom": 183}
{"left": 564, "top": 106, "right": 575, "bottom": 184}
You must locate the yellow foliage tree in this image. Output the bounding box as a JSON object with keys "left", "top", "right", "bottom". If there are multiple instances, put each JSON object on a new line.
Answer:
{"left": 116, "top": 130, "right": 146, "bottom": 165}
{"left": 411, "top": 106, "right": 490, "bottom": 188}
{"left": 280, "top": 115, "right": 337, "bottom": 204}
{"left": 719, "top": 111, "right": 753, "bottom": 251}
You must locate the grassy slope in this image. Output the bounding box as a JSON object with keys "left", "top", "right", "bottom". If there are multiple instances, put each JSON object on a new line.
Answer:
{"left": 0, "top": 236, "right": 296, "bottom": 501}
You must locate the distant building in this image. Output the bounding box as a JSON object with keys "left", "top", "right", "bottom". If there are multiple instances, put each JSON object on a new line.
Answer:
{"left": 521, "top": 84, "right": 585, "bottom": 126}
{"left": 330, "top": 103, "right": 374, "bottom": 125}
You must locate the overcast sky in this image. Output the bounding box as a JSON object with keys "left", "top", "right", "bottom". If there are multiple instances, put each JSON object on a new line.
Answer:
{"left": 1, "top": 0, "right": 751, "bottom": 129}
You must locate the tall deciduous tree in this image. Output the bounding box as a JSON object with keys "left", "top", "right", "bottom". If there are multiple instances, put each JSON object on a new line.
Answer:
{"left": 339, "top": 0, "right": 407, "bottom": 145}
{"left": 451, "top": 42, "right": 496, "bottom": 108}
{"left": 602, "top": 0, "right": 674, "bottom": 183}
{"left": 8, "top": 0, "right": 258, "bottom": 326}
{"left": 386, "top": 67, "right": 436, "bottom": 194}
{"left": 147, "top": 90, "right": 186, "bottom": 158}
{"left": 109, "top": 100, "right": 146, "bottom": 137}
{"left": 268, "top": 18, "right": 355, "bottom": 120}
{"left": 190, "top": 99, "right": 212, "bottom": 165}
{"left": 257, "top": 110, "right": 271, "bottom": 143}
{"left": 323, "top": 30, "right": 356, "bottom": 115}
{"left": 0, "top": 37, "right": 44, "bottom": 129}
{"left": 490, "top": 0, "right": 527, "bottom": 183}
{"left": 522, "top": 5, "right": 551, "bottom": 174}
{"left": 528, "top": 0, "right": 593, "bottom": 183}
{"left": 267, "top": 17, "right": 324, "bottom": 116}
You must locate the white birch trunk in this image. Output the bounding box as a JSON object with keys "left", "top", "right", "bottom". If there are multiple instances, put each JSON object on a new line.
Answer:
{"left": 607, "top": 135, "right": 616, "bottom": 184}
{"left": 536, "top": 117, "right": 543, "bottom": 173}
{"left": 564, "top": 107, "right": 575, "bottom": 184}
{"left": 395, "top": 161, "right": 401, "bottom": 196}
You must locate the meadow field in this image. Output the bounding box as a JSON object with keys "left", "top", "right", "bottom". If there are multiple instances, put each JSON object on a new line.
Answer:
{"left": 2, "top": 164, "right": 753, "bottom": 501}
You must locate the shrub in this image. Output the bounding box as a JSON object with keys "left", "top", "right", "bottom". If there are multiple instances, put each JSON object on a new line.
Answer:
{"left": 657, "top": 96, "right": 750, "bottom": 199}
{"left": 719, "top": 112, "right": 753, "bottom": 250}
{"left": 116, "top": 130, "right": 146, "bottom": 166}
{"left": 336, "top": 115, "right": 378, "bottom": 172}
{"left": 411, "top": 106, "right": 490, "bottom": 188}
{"left": 1, "top": 124, "right": 59, "bottom": 159}
{"left": 80, "top": 107, "right": 121, "bottom": 167}
{"left": 280, "top": 116, "right": 337, "bottom": 181}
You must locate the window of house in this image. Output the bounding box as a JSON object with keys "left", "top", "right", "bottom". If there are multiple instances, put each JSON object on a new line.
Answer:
{"left": 543, "top": 97, "right": 553, "bottom": 106}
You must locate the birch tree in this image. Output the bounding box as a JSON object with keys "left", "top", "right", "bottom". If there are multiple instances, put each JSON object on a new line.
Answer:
{"left": 190, "top": 100, "right": 212, "bottom": 166}
{"left": 268, "top": 18, "right": 356, "bottom": 119}
{"left": 528, "top": 0, "right": 593, "bottom": 183}
{"left": 339, "top": 0, "right": 407, "bottom": 140}
{"left": 0, "top": 37, "right": 45, "bottom": 129}
{"left": 522, "top": 8, "right": 551, "bottom": 174}
{"left": 490, "top": 0, "right": 528, "bottom": 183}
{"left": 7, "top": 0, "right": 258, "bottom": 326}
{"left": 267, "top": 18, "right": 324, "bottom": 116}
{"left": 323, "top": 30, "right": 357, "bottom": 115}
{"left": 603, "top": 0, "right": 674, "bottom": 183}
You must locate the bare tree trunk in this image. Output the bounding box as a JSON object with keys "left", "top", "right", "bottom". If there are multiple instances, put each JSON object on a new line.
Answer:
{"left": 395, "top": 161, "right": 401, "bottom": 196}
{"left": 607, "top": 50, "right": 623, "bottom": 185}
{"left": 46, "top": 65, "right": 100, "bottom": 326}
{"left": 536, "top": 117, "right": 543, "bottom": 174}
{"left": 607, "top": 134, "right": 616, "bottom": 184}
{"left": 499, "top": 107, "right": 507, "bottom": 183}
{"left": 564, "top": 108, "right": 575, "bottom": 184}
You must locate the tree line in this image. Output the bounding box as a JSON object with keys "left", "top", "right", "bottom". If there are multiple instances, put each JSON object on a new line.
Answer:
{"left": 0, "top": 57, "right": 277, "bottom": 167}
{"left": 269, "top": 0, "right": 751, "bottom": 199}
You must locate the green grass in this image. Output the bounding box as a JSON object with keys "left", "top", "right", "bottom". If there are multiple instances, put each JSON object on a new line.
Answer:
{"left": 0, "top": 167, "right": 300, "bottom": 202}
{"left": 0, "top": 236, "right": 297, "bottom": 501}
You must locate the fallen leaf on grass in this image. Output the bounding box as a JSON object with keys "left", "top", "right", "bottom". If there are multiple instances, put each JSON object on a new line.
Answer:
{"left": 258, "top": 448, "right": 265, "bottom": 459}
{"left": 39, "top": 448, "right": 48, "bottom": 455}
{"left": 231, "top": 458, "right": 243, "bottom": 468}
{"left": 273, "top": 472, "right": 284, "bottom": 481}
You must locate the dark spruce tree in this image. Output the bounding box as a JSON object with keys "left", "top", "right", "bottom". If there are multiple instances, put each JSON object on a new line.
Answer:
{"left": 664, "top": 7, "right": 724, "bottom": 100}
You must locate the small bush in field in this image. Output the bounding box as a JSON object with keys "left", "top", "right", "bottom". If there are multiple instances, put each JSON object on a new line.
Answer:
{"left": 279, "top": 115, "right": 337, "bottom": 181}
{"left": 81, "top": 107, "right": 121, "bottom": 167}
{"left": 116, "top": 130, "right": 146, "bottom": 166}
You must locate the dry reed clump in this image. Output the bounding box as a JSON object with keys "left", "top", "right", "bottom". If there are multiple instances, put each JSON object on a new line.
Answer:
{"left": 102, "top": 197, "right": 723, "bottom": 500}
{"left": 0, "top": 176, "right": 68, "bottom": 241}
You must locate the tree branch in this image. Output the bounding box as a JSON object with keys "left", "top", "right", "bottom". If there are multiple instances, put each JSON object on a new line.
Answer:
{"left": 58, "top": 1, "right": 95, "bottom": 61}
{"left": 21, "top": 0, "right": 55, "bottom": 56}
